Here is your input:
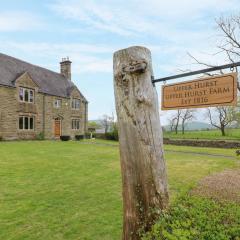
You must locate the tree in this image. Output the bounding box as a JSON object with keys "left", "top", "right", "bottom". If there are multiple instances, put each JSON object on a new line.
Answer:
{"left": 216, "top": 16, "right": 240, "bottom": 92}
{"left": 181, "top": 109, "right": 195, "bottom": 134}
{"left": 168, "top": 117, "right": 176, "bottom": 132}
{"left": 88, "top": 121, "right": 101, "bottom": 139}
{"left": 88, "top": 121, "right": 101, "bottom": 129}
{"left": 206, "top": 106, "right": 236, "bottom": 136}
{"left": 188, "top": 16, "right": 240, "bottom": 90}
{"left": 110, "top": 121, "right": 119, "bottom": 140}
{"left": 234, "top": 100, "right": 240, "bottom": 127}
{"left": 187, "top": 15, "right": 240, "bottom": 136}
{"left": 172, "top": 110, "right": 182, "bottom": 134}
{"left": 100, "top": 114, "right": 114, "bottom": 134}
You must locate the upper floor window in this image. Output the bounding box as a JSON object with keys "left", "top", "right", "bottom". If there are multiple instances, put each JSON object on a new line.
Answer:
{"left": 72, "top": 99, "right": 80, "bottom": 110}
{"left": 72, "top": 119, "right": 80, "bottom": 130}
{"left": 54, "top": 99, "right": 62, "bottom": 108}
{"left": 19, "top": 87, "right": 34, "bottom": 103}
{"left": 19, "top": 116, "right": 34, "bottom": 130}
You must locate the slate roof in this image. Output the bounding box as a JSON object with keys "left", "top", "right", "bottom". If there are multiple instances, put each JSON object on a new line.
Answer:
{"left": 0, "top": 53, "right": 87, "bottom": 101}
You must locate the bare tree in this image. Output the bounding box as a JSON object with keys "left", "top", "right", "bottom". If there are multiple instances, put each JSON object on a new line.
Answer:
{"left": 173, "top": 110, "right": 182, "bottom": 134}
{"left": 186, "top": 15, "right": 240, "bottom": 137}
{"left": 235, "top": 99, "right": 240, "bottom": 127}
{"left": 187, "top": 15, "right": 240, "bottom": 89}
{"left": 100, "top": 114, "right": 114, "bottom": 134}
{"left": 216, "top": 16, "right": 240, "bottom": 91}
{"left": 168, "top": 117, "right": 176, "bottom": 132}
{"left": 207, "top": 107, "right": 236, "bottom": 136}
{"left": 181, "top": 109, "right": 195, "bottom": 134}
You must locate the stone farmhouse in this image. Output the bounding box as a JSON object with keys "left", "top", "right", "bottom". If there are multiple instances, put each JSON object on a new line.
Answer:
{"left": 0, "top": 53, "right": 88, "bottom": 140}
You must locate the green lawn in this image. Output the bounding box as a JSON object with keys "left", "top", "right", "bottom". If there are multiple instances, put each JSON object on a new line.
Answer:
{"left": 164, "top": 128, "right": 240, "bottom": 140}
{"left": 0, "top": 140, "right": 239, "bottom": 240}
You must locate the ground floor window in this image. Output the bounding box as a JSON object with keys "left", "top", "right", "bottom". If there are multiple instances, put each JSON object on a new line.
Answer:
{"left": 72, "top": 119, "right": 80, "bottom": 130}
{"left": 19, "top": 116, "right": 34, "bottom": 130}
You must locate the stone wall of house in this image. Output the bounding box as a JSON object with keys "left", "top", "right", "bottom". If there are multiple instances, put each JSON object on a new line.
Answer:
{"left": 70, "top": 88, "right": 87, "bottom": 138}
{"left": 0, "top": 86, "right": 18, "bottom": 140}
{"left": 15, "top": 72, "right": 41, "bottom": 140}
{"left": 43, "top": 93, "right": 86, "bottom": 140}
{"left": 0, "top": 74, "right": 87, "bottom": 140}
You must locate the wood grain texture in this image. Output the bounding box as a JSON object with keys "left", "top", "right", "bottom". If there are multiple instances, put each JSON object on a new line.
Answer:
{"left": 162, "top": 73, "right": 237, "bottom": 110}
{"left": 113, "top": 46, "right": 169, "bottom": 240}
{"left": 54, "top": 120, "right": 61, "bottom": 137}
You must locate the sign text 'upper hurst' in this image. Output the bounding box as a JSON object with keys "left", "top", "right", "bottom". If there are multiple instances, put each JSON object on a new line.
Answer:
{"left": 161, "top": 73, "right": 237, "bottom": 110}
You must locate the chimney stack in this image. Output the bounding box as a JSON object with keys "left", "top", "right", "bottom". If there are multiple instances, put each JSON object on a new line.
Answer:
{"left": 60, "top": 57, "right": 72, "bottom": 81}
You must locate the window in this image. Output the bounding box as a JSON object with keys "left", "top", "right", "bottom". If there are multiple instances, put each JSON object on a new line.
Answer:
{"left": 19, "top": 116, "right": 34, "bottom": 130}
{"left": 19, "top": 88, "right": 24, "bottom": 101}
{"left": 54, "top": 99, "right": 62, "bottom": 108}
{"left": 29, "top": 90, "right": 34, "bottom": 103}
{"left": 72, "top": 119, "right": 80, "bottom": 130}
{"left": 71, "top": 99, "right": 80, "bottom": 109}
{"left": 19, "top": 117, "right": 23, "bottom": 129}
{"left": 19, "top": 87, "right": 34, "bottom": 103}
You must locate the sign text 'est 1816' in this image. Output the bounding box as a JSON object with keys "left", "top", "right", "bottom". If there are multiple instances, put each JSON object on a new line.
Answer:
{"left": 161, "top": 73, "right": 237, "bottom": 110}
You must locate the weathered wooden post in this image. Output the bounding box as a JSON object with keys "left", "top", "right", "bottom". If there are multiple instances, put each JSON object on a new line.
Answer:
{"left": 113, "top": 46, "right": 169, "bottom": 239}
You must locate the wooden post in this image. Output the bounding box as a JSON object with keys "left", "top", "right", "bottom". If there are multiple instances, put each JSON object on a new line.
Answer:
{"left": 113, "top": 46, "right": 169, "bottom": 239}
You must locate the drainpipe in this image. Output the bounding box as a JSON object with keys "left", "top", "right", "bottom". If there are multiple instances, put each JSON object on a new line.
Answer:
{"left": 85, "top": 102, "right": 88, "bottom": 134}
{"left": 0, "top": 112, "right": 2, "bottom": 137}
{"left": 42, "top": 94, "right": 46, "bottom": 137}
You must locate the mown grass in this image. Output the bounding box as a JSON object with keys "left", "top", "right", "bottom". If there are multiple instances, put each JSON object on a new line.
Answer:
{"left": 0, "top": 140, "right": 239, "bottom": 240}
{"left": 164, "top": 128, "right": 240, "bottom": 140}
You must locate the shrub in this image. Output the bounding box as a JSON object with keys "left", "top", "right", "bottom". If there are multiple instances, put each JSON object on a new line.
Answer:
{"left": 94, "top": 133, "right": 106, "bottom": 139}
{"left": 60, "top": 135, "right": 71, "bottom": 141}
{"left": 142, "top": 195, "right": 240, "bottom": 240}
{"left": 85, "top": 132, "right": 95, "bottom": 139}
{"left": 105, "top": 132, "right": 114, "bottom": 140}
{"left": 93, "top": 123, "right": 119, "bottom": 141}
{"left": 103, "top": 123, "right": 119, "bottom": 141}
{"left": 75, "top": 135, "right": 84, "bottom": 140}
{"left": 0, "top": 136, "right": 3, "bottom": 141}
{"left": 36, "top": 132, "right": 44, "bottom": 140}
{"left": 84, "top": 132, "right": 90, "bottom": 139}
{"left": 236, "top": 150, "right": 240, "bottom": 156}
{"left": 104, "top": 131, "right": 118, "bottom": 141}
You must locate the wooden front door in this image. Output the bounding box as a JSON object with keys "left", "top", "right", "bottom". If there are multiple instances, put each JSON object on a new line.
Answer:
{"left": 54, "top": 119, "right": 61, "bottom": 138}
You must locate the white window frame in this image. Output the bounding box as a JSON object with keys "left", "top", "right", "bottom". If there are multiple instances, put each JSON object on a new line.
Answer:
{"left": 19, "top": 87, "right": 34, "bottom": 103}
{"left": 19, "top": 116, "right": 34, "bottom": 130}
{"left": 54, "top": 99, "right": 62, "bottom": 108}
{"left": 72, "top": 119, "right": 80, "bottom": 130}
{"left": 71, "top": 99, "right": 81, "bottom": 110}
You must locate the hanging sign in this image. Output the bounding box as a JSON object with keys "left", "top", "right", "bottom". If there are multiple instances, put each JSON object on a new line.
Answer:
{"left": 161, "top": 73, "right": 237, "bottom": 110}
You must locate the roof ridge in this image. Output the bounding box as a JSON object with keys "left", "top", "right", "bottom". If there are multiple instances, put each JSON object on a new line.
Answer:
{"left": 0, "top": 52, "right": 87, "bottom": 101}
{"left": 0, "top": 52, "right": 65, "bottom": 79}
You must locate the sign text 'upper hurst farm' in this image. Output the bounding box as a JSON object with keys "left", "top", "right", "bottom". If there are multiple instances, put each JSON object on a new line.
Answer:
{"left": 161, "top": 73, "right": 237, "bottom": 110}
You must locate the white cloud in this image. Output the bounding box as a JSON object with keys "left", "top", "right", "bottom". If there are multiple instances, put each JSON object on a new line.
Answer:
{"left": 0, "top": 11, "right": 42, "bottom": 31}
{"left": 47, "top": 0, "right": 239, "bottom": 75}
{"left": 4, "top": 42, "right": 114, "bottom": 54}
{"left": 1, "top": 40, "right": 219, "bottom": 77}
{"left": 137, "top": 0, "right": 239, "bottom": 18}
{"left": 50, "top": 0, "right": 165, "bottom": 36}
{"left": 0, "top": 41, "right": 113, "bottom": 73}
{"left": 1, "top": 0, "right": 238, "bottom": 121}
{"left": 49, "top": 0, "right": 239, "bottom": 37}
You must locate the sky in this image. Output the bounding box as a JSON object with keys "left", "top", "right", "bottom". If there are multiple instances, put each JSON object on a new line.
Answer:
{"left": 0, "top": 0, "right": 239, "bottom": 125}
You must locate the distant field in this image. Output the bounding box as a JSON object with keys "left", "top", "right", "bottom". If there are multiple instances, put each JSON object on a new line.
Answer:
{"left": 164, "top": 128, "right": 240, "bottom": 140}
{"left": 0, "top": 140, "right": 239, "bottom": 239}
